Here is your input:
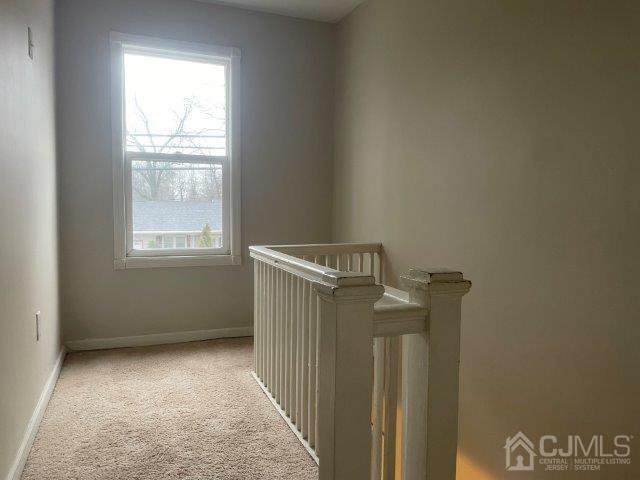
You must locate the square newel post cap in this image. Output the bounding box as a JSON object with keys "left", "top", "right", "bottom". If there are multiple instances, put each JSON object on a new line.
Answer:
{"left": 315, "top": 269, "right": 385, "bottom": 302}
{"left": 401, "top": 268, "right": 471, "bottom": 296}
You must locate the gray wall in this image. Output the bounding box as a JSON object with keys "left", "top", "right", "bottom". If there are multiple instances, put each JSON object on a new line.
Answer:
{"left": 334, "top": 1, "right": 640, "bottom": 479}
{"left": 0, "top": 0, "right": 61, "bottom": 477}
{"left": 56, "top": 0, "right": 335, "bottom": 341}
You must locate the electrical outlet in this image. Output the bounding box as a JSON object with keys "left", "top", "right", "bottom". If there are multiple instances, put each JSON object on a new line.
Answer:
{"left": 35, "top": 311, "right": 41, "bottom": 341}
{"left": 28, "top": 27, "right": 34, "bottom": 59}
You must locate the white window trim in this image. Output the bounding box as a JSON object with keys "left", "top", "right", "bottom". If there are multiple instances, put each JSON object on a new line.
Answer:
{"left": 110, "top": 32, "right": 242, "bottom": 269}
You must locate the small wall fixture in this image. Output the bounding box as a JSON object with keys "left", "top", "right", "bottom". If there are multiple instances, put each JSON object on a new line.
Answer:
{"left": 28, "top": 27, "right": 34, "bottom": 59}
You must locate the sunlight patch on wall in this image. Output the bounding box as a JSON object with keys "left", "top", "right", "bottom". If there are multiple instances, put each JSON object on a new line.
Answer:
{"left": 457, "top": 453, "right": 496, "bottom": 480}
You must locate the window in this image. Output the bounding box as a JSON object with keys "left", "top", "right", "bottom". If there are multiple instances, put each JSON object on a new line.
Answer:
{"left": 110, "top": 33, "right": 241, "bottom": 269}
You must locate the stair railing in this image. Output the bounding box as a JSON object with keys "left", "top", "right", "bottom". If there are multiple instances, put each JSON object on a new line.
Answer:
{"left": 250, "top": 243, "right": 471, "bottom": 480}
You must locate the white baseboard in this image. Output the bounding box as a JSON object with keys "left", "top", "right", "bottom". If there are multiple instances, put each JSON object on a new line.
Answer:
{"left": 5, "top": 347, "right": 66, "bottom": 480}
{"left": 65, "top": 326, "right": 254, "bottom": 351}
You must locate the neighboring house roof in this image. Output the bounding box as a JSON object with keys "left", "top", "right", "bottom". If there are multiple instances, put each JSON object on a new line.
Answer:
{"left": 133, "top": 199, "right": 222, "bottom": 232}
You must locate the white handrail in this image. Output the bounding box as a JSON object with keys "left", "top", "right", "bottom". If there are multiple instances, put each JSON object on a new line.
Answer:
{"left": 249, "top": 245, "right": 377, "bottom": 287}
{"left": 269, "top": 242, "right": 382, "bottom": 256}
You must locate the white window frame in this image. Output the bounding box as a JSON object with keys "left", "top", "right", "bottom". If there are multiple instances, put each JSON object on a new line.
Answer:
{"left": 110, "top": 32, "right": 242, "bottom": 269}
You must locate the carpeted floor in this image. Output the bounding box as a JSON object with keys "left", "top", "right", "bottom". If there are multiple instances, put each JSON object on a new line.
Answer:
{"left": 22, "top": 337, "right": 318, "bottom": 480}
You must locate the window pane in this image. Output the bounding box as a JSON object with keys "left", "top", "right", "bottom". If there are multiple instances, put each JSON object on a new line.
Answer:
{"left": 124, "top": 52, "right": 226, "bottom": 156}
{"left": 131, "top": 160, "right": 223, "bottom": 250}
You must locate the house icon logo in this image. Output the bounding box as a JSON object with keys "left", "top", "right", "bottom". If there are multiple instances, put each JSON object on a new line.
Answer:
{"left": 505, "top": 431, "right": 537, "bottom": 471}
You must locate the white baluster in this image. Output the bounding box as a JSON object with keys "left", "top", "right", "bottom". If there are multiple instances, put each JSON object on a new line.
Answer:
{"left": 258, "top": 262, "right": 264, "bottom": 380}
{"left": 383, "top": 337, "right": 400, "bottom": 480}
{"left": 315, "top": 296, "right": 321, "bottom": 456}
{"left": 296, "top": 276, "right": 303, "bottom": 428}
{"left": 283, "top": 272, "right": 291, "bottom": 413}
{"left": 371, "top": 338, "right": 385, "bottom": 480}
{"left": 308, "top": 286, "right": 318, "bottom": 448}
{"left": 262, "top": 262, "right": 267, "bottom": 382}
{"left": 280, "top": 269, "right": 285, "bottom": 402}
{"left": 266, "top": 264, "right": 272, "bottom": 390}
{"left": 254, "top": 261, "right": 258, "bottom": 373}
{"left": 290, "top": 275, "right": 297, "bottom": 422}
{"left": 278, "top": 269, "right": 285, "bottom": 404}
{"left": 286, "top": 272, "right": 291, "bottom": 411}
{"left": 377, "top": 252, "right": 384, "bottom": 284}
{"left": 271, "top": 267, "right": 280, "bottom": 403}
{"left": 270, "top": 265, "right": 277, "bottom": 395}
{"left": 301, "top": 280, "right": 310, "bottom": 439}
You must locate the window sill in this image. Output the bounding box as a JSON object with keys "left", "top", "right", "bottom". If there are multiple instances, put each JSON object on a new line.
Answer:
{"left": 114, "top": 254, "right": 242, "bottom": 270}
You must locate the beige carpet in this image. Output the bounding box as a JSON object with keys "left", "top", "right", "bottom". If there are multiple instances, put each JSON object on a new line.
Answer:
{"left": 22, "top": 338, "right": 318, "bottom": 480}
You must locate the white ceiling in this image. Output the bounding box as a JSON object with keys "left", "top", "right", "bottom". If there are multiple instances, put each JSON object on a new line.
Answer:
{"left": 194, "top": 0, "right": 365, "bottom": 23}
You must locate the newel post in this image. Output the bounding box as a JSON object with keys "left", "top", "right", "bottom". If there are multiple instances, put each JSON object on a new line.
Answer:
{"left": 400, "top": 269, "right": 471, "bottom": 480}
{"left": 315, "top": 280, "right": 385, "bottom": 480}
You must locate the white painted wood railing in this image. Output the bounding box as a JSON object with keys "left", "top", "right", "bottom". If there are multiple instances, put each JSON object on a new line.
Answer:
{"left": 250, "top": 243, "right": 471, "bottom": 480}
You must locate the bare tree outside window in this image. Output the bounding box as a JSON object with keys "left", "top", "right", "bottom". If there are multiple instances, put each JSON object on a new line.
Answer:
{"left": 128, "top": 94, "right": 224, "bottom": 202}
